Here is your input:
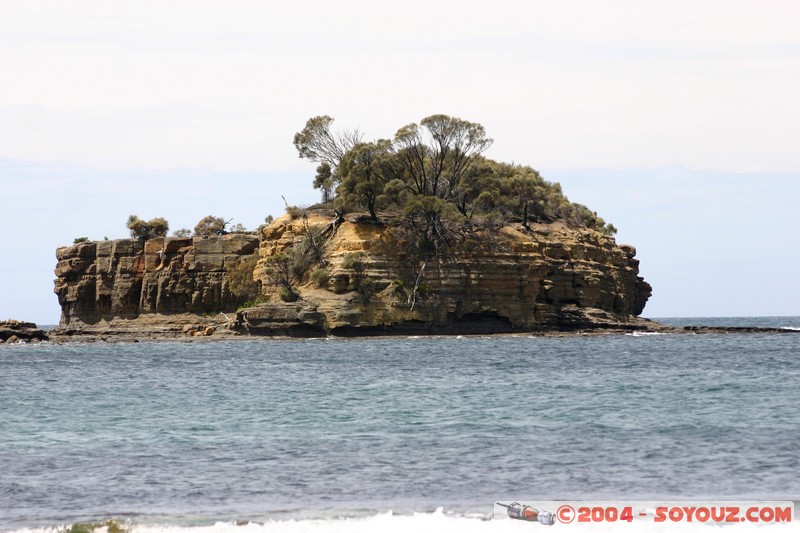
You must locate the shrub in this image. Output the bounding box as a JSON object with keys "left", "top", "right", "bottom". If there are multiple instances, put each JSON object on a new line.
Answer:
{"left": 279, "top": 287, "right": 299, "bottom": 302}
{"left": 357, "top": 278, "right": 375, "bottom": 300}
{"left": 226, "top": 255, "right": 261, "bottom": 306}
{"left": 238, "top": 295, "right": 267, "bottom": 310}
{"left": 194, "top": 215, "right": 227, "bottom": 236}
{"left": 602, "top": 223, "right": 618, "bottom": 236}
{"left": 173, "top": 228, "right": 192, "bottom": 237}
{"left": 291, "top": 247, "right": 315, "bottom": 280}
{"left": 342, "top": 251, "right": 373, "bottom": 301}
{"left": 310, "top": 267, "right": 331, "bottom": 288}
{"left": 127, "top": 215, "right": 169, "bottom": 240}
{"left": 73, "top": 237, "right": 89, "bottom": 244}
{"left": 341, "top": 251, "right": 366, "bottom": 272}
{"left": 286, "top": 206, "right": 307, "bottom": 220}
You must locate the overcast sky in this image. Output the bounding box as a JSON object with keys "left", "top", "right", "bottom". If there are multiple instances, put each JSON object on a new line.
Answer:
{"left": 1, "top": 0, "right": 798, "bottom": 325}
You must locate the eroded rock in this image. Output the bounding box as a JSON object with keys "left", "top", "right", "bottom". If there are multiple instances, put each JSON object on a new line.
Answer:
{"left": 239, "top": 213, "right": 653, "bottom": 335}
{"left": 53, "top": 213, "right": 655, "bottom": 338}
{"left": 53, "top": 234, "right": 259, "bottom": 336}
{"left": 0, "top": 320, "right": 48, "bottom": 342}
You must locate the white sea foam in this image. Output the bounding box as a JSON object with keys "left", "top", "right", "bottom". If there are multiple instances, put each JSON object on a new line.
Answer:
{"left": 626, "top": 331, "right": 667, "bottom": 336}
{"left": 780, "top": 327, "right": 800, "bottom": 331}
{"left": 9, "top": 509, "right": 799, "bottom": 533}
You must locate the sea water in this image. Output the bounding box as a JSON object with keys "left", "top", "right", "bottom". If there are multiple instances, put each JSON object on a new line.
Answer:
{"left": 1, "top": 317, "right": 799, "bottom": 532}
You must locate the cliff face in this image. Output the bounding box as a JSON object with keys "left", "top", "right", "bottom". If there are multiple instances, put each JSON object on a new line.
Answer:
{"left": 53, "top": 214, "right": 652, "bottom": 337}
{"left": 237, "top": 213, "right": 652, "bottom": 336}
{"left": 54, "top": 234, "right": 258, "bottom": 335}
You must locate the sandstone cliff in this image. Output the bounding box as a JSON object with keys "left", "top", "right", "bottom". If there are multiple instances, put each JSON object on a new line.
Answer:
{"left": 54, "top": 234, "right": 259, "bottom": 337}
{"left": 236, "top": 212, "right": 652, "bottom": 336}
{"left": 53, "top": 213, "right": 653, "bottom": 338}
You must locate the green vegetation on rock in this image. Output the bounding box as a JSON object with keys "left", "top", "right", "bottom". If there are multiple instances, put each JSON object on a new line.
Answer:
{"left": 194, "top": 215, "right": 229, "bottom": 236}
{"left": 226, "top": 255, "right": 262, "bottom": 307}
{"left": 126, "top": 215, "right": 169, "bottom": 240}
{"left": 294, "top": 114, "right": 618, "bottom": 247}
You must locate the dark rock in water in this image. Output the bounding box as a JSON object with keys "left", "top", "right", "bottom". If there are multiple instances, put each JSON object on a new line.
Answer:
{"left": 236, "top": 302, "right": 327, "bottom": 337}
{"left": 0, "top": 320, "right": 49, "bottom": 342}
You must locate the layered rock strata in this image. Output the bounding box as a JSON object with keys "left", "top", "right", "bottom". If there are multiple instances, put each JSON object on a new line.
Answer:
{"left": 53, "top": 234, "right": 258, "bottom": 337}
{"left": 236, "top": 212, "right": 653, "bottom": 336}
{"left": 0, "top": 320, "right": 49, "bottom": 343}
{"left": 53, "top": 213, "right": 655, "bottom": 338}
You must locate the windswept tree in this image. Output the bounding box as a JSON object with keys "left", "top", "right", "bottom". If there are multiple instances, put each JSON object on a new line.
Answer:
{"left": 127, "top": 215, "right": 169, "bottom": 240}
{"left": 293, "top": 115, "right": 362, "bottom": 200}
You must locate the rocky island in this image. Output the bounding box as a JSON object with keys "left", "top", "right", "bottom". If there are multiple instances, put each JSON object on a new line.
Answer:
{"left": 53, "top": 212, "right": 653, "bottom": 339}
{"left": 51, "top": 114, "right": 658, "bottom": 340}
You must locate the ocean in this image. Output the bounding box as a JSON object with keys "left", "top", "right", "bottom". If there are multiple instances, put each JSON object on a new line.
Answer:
{"left": 1, "top": 317, "right": 799, "bottom": 532}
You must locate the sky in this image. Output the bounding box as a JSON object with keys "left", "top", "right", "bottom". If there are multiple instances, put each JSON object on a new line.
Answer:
{"left": 1, "top": 0, "right": 799, "bottom": 325}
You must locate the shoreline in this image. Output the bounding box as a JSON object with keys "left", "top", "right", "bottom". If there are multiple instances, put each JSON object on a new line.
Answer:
{"left": 7, "top": 325, "right": 800, "bottom": 345}
{"left": 5, "top": 315, "right": 799, "bottom": 345}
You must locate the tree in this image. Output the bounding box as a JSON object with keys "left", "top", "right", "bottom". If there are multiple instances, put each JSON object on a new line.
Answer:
{"left": 127, "top": 215, "right": 169, "bottom": 240}
{"left": 303, "top": 114, "right": 620, "bottom": 247}
{"left": 450, "top": 156, "right": 498, "bottom": 219}
{"left": 499, "top": 165, "right": 547, "bottom": 226}
{"left": 290, "top": 218, "right": 327, "bottom": 279}
{"left": 264, "top": 252, "right": 298, "bottom": 302}
{"left": 314, "top": 162, "right": 334, "bottom": 203}
{"left": 400, "top": 195, "right": 463, "bottom": 257}
{"left": 194, "top": 215, "right": 229, "bottom": 236}
{"left": 392, "top": 114, "right": 493, "bottom": 200}
{"left": 334, "top": 140, "right": 391, "bottom": 221}
{"left": 293, "top": 115, "right": 362, "bottom": 169}
{"left": 294, "top": 116, "right": 363, "bottom": 201}
{"left": 330, "top": 115, "right": 495, "bottom": 238}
